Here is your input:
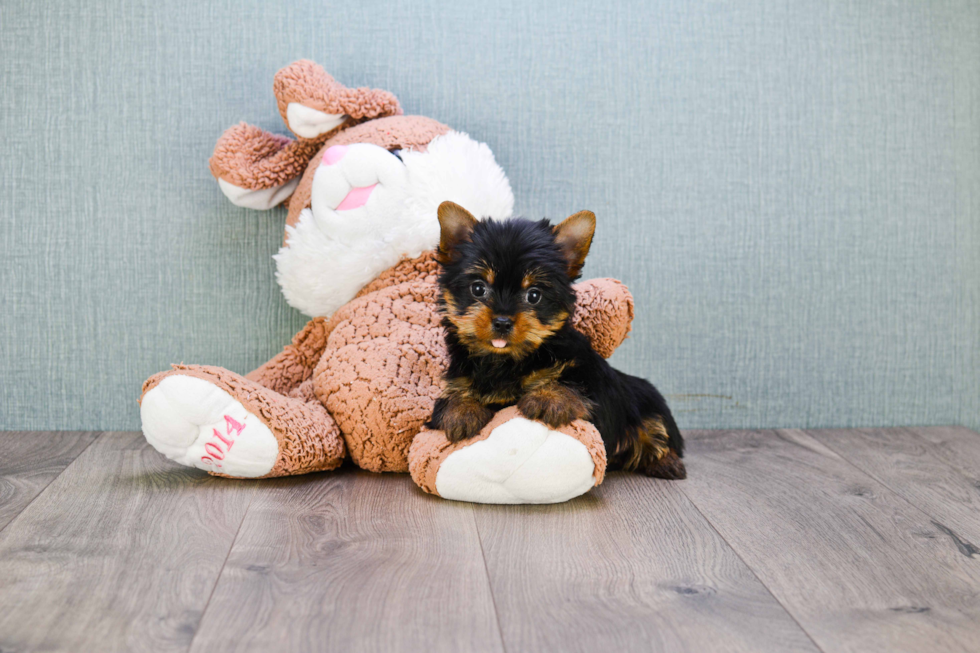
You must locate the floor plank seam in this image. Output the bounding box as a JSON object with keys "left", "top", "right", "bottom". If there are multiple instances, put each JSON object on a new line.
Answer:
{"left": 186, "top": 483, "right": 257, "bottom": 653}
{"left": 472, "top": 508, "right": 509, "bottom": 653}
{"left": 0, "top": 431, "right": 102, "bottom": 538}
{"left": 675, "top": 475, "right": 829, "bottom": 653}
{"left": 802, "top": 428, "right": 980, "bottom": 553}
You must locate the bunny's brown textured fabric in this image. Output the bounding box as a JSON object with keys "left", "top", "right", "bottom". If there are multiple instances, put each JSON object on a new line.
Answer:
{"left": 143, "top": 364, "right": 345, "bottom": 478}
{"left": 140, "top": 60, "right": 638, "bottom": 502}
{"left": 409, "top": 406, "right": 607, "bottom": 497}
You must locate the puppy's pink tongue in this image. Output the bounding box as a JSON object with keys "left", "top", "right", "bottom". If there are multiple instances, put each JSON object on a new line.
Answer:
{"left": 492, "top": 339, "right": 507, "bottom": 349}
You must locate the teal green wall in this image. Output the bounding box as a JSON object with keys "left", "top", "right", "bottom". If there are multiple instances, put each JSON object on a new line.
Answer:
{"left": 1, "top": 0, "right": 977, "bottom": 431}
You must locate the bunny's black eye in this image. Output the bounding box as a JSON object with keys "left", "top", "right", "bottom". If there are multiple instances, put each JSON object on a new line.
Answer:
{"left": 471, "top": 281, "right": 488, "bottom": 298}
{"left": 526, "top": 288, "right": 542, "bottom": 304}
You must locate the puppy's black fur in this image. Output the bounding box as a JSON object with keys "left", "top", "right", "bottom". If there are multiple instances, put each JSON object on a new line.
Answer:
{"left": 426, "top": 202, "right": 685, "bottom": 479}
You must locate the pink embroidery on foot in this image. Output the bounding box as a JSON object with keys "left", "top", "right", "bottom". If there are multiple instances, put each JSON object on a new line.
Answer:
{"left": 200, "top": 413, "right": 249, "bottom": 469}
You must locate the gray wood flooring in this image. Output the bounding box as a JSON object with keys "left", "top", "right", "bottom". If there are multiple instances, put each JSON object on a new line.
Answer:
{"left": 1, "top": 427, "right": 978, "bottom": 652}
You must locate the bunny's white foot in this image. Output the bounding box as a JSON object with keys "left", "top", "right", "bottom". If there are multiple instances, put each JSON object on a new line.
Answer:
{"left": 140, "top": 366, "right": 346, "bottom": 479}
{"left": 140, "top": 374, "right": 279, "bottom": 478}
{"left": 410, "top": 406, "right": 607, "bottom": 504}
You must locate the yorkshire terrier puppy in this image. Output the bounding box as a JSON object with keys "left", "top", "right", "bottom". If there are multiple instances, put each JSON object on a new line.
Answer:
{"left": 426, "top": 201, "right": 686, "bottom": 479}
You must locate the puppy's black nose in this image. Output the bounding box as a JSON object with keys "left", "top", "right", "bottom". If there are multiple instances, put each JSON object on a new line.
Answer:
{"left": 492, "top": 316, "right": 514, "bottom": 333}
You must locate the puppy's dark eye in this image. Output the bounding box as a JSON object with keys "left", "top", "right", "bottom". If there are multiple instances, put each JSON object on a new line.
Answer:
{"left": 471, "top": 281, "right": 488, "bottom": 298}
{"left": 526, "top": 288, "right": 542, "bottom": 304}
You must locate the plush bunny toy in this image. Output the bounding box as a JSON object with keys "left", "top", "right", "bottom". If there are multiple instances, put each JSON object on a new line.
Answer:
{"left": 139, "top": 61, "right": 635, "bottom": 504}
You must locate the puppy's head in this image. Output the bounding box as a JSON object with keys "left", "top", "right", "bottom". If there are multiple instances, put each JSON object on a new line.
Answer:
{"left": 435, "top": 201, "right": 595, "bottom": 359}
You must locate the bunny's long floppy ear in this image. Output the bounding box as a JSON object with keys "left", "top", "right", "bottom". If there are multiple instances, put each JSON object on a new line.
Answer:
{"left": 209, "top": 60, "right": 402, "bottom": 211}
{"left": 209, "top": 123, "right": 323, "bottom": 210}
{"left": 274, "top": 60, "right": 401, "bottom": 138}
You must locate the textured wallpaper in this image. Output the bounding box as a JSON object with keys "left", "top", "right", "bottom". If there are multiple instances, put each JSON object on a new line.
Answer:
{"left": 1, "top": 0, "right": 977, "bottom": 431}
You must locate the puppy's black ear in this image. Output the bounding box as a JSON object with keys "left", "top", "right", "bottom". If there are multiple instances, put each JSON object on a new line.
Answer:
{"left": 553, "top": 210, "right": 596, "bottom": 279}
{"left": 437, "top": 201, "right": 478, "bottom": 262}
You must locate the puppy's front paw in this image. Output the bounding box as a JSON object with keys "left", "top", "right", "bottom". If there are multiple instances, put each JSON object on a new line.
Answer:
{"left": 441, "top": 400, "right": 495, "bottom": 443}
{"left": 518, "top": 385, "right": 591, "bottom": 428}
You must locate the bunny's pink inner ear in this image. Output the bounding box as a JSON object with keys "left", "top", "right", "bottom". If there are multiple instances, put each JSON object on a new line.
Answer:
{"left": 553, "top": 211, "right": 596, "bottom": 279}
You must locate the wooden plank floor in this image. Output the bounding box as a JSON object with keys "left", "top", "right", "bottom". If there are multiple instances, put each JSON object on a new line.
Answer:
{"left": 1, "top": 427, "right": 979, "bottom": 653}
